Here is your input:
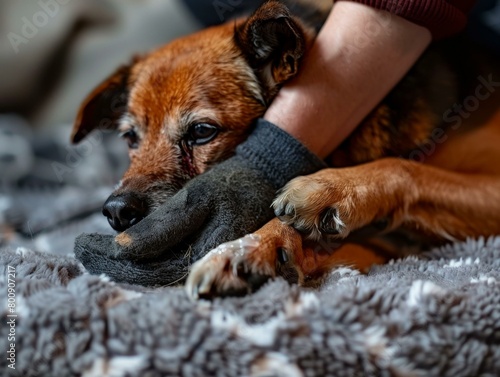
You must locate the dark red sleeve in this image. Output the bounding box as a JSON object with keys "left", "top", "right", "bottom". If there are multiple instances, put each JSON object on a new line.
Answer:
{"left": 336, "top": 0, "right": 477, "bottom": 39}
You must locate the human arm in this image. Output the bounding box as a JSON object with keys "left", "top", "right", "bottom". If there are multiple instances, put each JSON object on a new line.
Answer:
{"left": 265, "top": 1, "right": 433, "bottom": 158}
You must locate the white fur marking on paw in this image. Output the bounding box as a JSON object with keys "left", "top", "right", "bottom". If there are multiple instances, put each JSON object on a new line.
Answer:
{"left": 186, "top": 234, "right": 262, "bottom": 299}
{"left": 206, "top": 234, "right": 261, "bottom": 258}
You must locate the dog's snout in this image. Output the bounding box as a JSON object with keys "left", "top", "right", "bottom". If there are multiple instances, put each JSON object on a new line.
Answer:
{"left": 102, "top": 194, "right": 147, "bottom": 232}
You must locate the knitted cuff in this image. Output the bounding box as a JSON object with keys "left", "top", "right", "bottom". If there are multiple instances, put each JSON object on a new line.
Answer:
{"left": 336, "top": 0, "right": 473, "bottom": 39}
{"left": 236, "top": 118, "right": 327, "bottom": 189}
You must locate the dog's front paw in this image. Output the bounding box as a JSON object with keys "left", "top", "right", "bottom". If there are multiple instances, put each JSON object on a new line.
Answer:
{"left": 273, "top": 168, "right": 395, "bottom": 240}
{"left": 272, "top": 174, "right": 348, "bottom": 240}
{"left": 186, "top": 235, "right": 276, "bottom": 300}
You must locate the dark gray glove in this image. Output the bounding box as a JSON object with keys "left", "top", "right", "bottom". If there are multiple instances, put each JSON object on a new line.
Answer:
{"left": 74, "top": 119, "right": 326, "bottom": 286}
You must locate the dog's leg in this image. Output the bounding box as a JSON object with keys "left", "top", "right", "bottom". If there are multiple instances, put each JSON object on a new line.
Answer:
{"left": 187, "top": 158, "right": 500, "bottom": 298}
{"left": 273, "top": 157, "right": 500, "bottom": 241}
{"left": 186, "top": 218, "right": 392, "bottom": 299}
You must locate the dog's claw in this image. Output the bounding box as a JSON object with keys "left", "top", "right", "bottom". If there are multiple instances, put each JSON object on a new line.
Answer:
{"left": 277, "top": 248, "right": 289, "bottom": 264}
{"left": 274, "top": 202, "right": 296, "bottom": 222}
{"left": 319, "top": 207, "right": 343, "bottom": 234}
{"left": 274, "top": 205, "right": 286, "bottom": 218}
{"left": 188, "top": 273, "right": 211, "bottom": 300}
{"left": 235, "top": 260, "right": 248, "bottom": 277}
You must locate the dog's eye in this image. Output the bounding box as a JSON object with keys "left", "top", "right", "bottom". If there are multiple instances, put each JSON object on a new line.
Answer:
{"left": 188, "top": 123, "right": 219, "bottom": 145}
{"left": 120, "top": 129, "right": 139, "bottom": 149}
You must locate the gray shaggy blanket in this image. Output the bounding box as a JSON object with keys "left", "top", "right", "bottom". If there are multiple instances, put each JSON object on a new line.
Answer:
{"left": 1, "top": 115, "right": 500, "bottom": 376}
{"left": 1, "top": 237, "right": 500, "bottom": 377}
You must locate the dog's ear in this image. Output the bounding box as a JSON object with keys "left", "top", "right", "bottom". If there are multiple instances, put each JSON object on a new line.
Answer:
{"left": 235, "top": 0, "right": 307, "bottom": 90}
{"left": 71, "top": 64, "right": 132, "bottom": 144}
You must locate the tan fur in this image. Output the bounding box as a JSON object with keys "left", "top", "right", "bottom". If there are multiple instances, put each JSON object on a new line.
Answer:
{"left": 250, "top": 106, "right": 500, "bottom": 282}
{"left": 115, "top": 233, "right": 133, "bottom": 247}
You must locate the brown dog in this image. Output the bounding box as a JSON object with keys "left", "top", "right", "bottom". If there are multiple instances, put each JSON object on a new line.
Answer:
{"left": 71, "top": 0, "right": 500, "bottom": 297}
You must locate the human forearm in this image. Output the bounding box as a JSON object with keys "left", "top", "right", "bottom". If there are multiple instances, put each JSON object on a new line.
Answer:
{"left": 264, "top": 1, "right": 432, "bottom": 158}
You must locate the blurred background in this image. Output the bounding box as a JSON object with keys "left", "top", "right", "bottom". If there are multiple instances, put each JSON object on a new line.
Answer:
{"left": 0, "top": 0, "right": 262, "bottom": 254}
{"left": 0, "top": 0, "right": 499, "bottom": 254}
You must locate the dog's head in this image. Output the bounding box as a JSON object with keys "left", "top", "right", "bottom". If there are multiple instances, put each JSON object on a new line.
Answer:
{"left": 71, "top": 1, "right": 313, "bottom": 231}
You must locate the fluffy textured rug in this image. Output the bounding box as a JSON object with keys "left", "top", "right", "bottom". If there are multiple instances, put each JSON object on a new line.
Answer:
{"left": 1, "top": 115, "right": 500, "bottom": 376}
{"left": 1, "top": 237, "right": 500, "bottom": 377}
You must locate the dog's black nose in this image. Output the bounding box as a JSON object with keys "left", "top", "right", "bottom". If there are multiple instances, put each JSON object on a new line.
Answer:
{"left": 102, "top": 194, "right": 147, "bottom": 232}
